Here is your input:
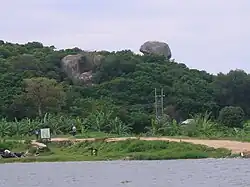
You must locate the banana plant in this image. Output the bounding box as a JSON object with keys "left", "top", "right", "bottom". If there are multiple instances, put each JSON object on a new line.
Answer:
{"left": 161, "top": 119, "right": 181, "bottom": 136}
{"left": 145, "top": 118, "right": 161, "bottom": 136}
{"left": 186, "top": 111, "right": 216, "bottom": 137}
{"left": 79, "top": 118, "right": 89, "bottom": 134}
{"left": 42, "top": 113, "right": 65, "bottom": 135}
{"left": 0, "top": 118, "right": 11, "bottom": 137}
{"left": 108, "top": 117, "right": 132, "bottom": 135}
{"left": 87, "top": 110, "right": 112, "bottom": 132}
{"left": 243, "top": 121, "right": 250, "bottom": 132}
{"left": 9, "top": 118, "right": 30, "bottom": 137}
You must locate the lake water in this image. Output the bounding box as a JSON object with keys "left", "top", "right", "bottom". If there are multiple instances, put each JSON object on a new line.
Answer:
{"left": 0, "top": 159, "right": 249, "bottom": 187}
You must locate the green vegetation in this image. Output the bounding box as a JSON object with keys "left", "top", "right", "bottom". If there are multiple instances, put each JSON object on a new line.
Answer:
{"left": 0, "top": 140, "right": 232, "bottom": 163}
{"left": 218, "top": 106, "right": 245, "bottom": 128}
{"left": 1, "top": 41, "right": 250, "bottom": 141}
{"left": 0, "top": 140, "right": 26, "bottom": 152}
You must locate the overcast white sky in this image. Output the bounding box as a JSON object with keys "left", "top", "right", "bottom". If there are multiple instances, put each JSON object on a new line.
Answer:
{"left": 1, "top": 0, "right": 249, "bottom": 74}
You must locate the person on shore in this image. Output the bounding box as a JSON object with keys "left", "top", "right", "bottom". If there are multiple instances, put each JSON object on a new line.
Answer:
{"left": 92, "top": 148, "right": 98, "bottom": 156}
{"left": 72, "top": 125, "right": 76, "bottom": 136}
{"left": 89, "top": 147, "right": 98, "bottom": 156}
{"left": 35, "top": 129, "right": 39, "bottom": 140}
{"left": 4, "top": 149, "right": 11, "bottom": 154}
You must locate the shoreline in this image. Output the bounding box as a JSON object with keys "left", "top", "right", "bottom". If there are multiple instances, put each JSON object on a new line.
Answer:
{"left": 4, "top": 135, "right": 250, "bottom": 154}
{"left": 0, "top": 157, "right": 242, "bottom": 164}
{"left": 32, "top": 136, "right": 250, "bottom": 154}
{"left": 0, "top": 139, "right": 236, "bottom": 164}
{"left": 1, "top": 155, "right": 239, "bottom": 164}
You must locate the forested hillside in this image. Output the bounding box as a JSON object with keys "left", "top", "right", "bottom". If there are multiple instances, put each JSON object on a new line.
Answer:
{"left": 0, "top": 40, "right": 249, "bottom": 134}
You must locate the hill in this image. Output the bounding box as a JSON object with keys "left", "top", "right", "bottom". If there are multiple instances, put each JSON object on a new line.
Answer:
{"left": 0, "top": 40, "right": 250, "bottom": 135}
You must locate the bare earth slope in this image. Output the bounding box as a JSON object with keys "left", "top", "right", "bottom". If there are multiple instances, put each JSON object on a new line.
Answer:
{"left": 47, "top": 137, "right": 250, "bottom": 154}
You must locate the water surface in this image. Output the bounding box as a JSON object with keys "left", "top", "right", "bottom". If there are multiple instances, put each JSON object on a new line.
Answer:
{"left": 0, "top": 159, "right": 249, "bottom": 187}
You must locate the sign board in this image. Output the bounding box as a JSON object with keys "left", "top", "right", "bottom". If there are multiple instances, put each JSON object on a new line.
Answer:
{"left": 40, "top": 128, "right": 51, "bottom": 139}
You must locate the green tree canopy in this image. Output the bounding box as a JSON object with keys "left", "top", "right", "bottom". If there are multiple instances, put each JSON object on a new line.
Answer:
{"left": 0, "top": 41, "right": 250, "bottom": 133}
{"left": 20, "top": 77, "right": 66, "bottom": 117}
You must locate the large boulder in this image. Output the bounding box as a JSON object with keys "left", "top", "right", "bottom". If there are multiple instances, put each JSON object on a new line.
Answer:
{"left": 61, "top": 52, "right": 104, "bottom": 85}
{"left": 139, "top": 41, "right": 172, "bottom": 60}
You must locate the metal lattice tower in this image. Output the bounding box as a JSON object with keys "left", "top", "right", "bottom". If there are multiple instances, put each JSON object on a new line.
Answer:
{"left": 154, "top": 88, "right": 165, "bottom": 120}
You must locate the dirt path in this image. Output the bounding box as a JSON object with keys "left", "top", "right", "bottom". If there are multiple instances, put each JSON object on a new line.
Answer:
{"left": 47, "top": 137, "right": 250, "bottom": 154}
{"left": 31, "top": 140, "right": 47, "bottom": 148}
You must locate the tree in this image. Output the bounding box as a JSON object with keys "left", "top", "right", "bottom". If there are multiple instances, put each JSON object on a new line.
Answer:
{"left": 212, "top": 70, "right": 250, "bottom": 116}
{"left": 218, "top": 106, "right": 245, "bottom": 128}
{"left": 1, "top": 40, "right": 250, "bottom": 135}
{"left": 22, "top": 77, "right": 66, "bottom": 117}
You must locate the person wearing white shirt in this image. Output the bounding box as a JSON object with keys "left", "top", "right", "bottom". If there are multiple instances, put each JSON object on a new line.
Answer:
{"left": 72, "top": 125, "right": 76, "bottom": 136}
{"left": 4, "top": 149, "right": 11, "bottom": 154}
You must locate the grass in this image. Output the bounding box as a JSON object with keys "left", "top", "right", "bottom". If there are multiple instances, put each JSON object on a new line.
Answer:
{"left": 0, "top": 139, "right": 233, "bottom": 163}
{"left": 0, "top": 140, "right": 29, "bottom": 154}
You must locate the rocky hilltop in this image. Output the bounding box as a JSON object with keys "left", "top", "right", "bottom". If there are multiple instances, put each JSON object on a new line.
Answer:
{"left": 61, "top": 52, "right": 104, "bottom": 85}
{"left": 140, "top": 41, "right": 172, "bottom": 60}
{"left": 61, "top": 41, "right": 172, "bottom": 85}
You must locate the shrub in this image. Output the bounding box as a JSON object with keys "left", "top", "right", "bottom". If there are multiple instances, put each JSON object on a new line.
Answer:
{"left": 218, "top": 106, "right": 245, "bottom": 128}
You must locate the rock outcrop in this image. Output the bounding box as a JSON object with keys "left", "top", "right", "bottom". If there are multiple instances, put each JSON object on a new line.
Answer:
{"left": 61, "top": 52, "right": 104, "bottom": 85}
{"left": 140, "top": 41, "right": 172, "bottom": 60}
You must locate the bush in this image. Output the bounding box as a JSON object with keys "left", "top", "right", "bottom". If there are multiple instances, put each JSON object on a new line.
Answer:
{"left": 0, "top": 140, "right": 22, "bottom": 149}
{"left": 218, "top": 106, "right": 245, "bottom": 128}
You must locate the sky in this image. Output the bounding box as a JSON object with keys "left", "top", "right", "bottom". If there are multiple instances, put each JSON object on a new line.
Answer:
{"left": 1, "top": 0, "right": 249, "bottom": 74}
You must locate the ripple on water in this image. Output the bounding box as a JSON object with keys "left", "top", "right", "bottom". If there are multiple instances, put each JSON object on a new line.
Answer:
{"left": 0, "top": 159, "right": 249, "bottom": 187}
